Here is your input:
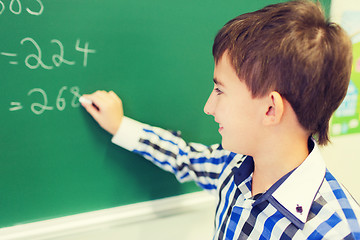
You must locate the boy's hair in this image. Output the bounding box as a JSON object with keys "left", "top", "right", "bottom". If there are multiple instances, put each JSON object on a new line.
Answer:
{"left": 213, "top": 0, "right": 353, "bottom": 145}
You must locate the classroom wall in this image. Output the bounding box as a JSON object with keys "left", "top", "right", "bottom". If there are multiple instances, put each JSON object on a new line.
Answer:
{"left": 320, "top": 134, "right": 360, "bottom": 203}
{"left": 0, "top": 191, "right": 216, "bottom": 240}
{"left": 2, "top": 1, "right": 360, "bottom": 240}
{"left": 325, "top": 0, "right": 360, "bottom": 203}
{"left": 50, "top": 194, "right": 216, "bottom": 240}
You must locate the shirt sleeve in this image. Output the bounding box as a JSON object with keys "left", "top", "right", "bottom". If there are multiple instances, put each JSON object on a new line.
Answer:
{"left": 111, "top": 116, "right": 234, "bottom": 194}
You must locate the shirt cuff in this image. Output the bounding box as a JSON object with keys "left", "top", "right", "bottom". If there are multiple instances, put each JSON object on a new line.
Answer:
{"left": 111, "top": 116, "right": 145, "bottom": 151}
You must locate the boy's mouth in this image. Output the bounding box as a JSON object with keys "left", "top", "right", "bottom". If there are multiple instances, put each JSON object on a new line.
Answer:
{"left": 219, "top": 124, "right": 224, "bottom": 133}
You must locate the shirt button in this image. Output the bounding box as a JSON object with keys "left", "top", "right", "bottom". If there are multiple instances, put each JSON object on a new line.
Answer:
{"left": 296, "top": 204, "right": 303, "bottom": 214}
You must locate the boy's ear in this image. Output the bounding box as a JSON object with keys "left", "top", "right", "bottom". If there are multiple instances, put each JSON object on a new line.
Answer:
{"left": 263, "top": 91, "right": 284, "bottom": 126}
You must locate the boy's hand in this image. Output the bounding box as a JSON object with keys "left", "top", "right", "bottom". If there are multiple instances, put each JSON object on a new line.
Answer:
{"left": 81, "top": 91, "right": 123, "bottom": 135}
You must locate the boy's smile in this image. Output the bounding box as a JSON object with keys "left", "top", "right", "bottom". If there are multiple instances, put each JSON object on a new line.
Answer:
{"left": 204, "top": 52, "right": 265, "bottom": 155}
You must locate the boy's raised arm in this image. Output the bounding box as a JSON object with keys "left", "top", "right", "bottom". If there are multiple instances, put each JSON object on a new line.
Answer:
{"left": 80, "top": 90, "right": 235, "bottom": 194}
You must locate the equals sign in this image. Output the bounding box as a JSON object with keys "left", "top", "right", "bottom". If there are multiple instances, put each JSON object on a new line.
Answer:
{"left": 1, "top": 52, "right": 18, "bottom": 65}
{"left": 9, "top": 102, "right": 23, "bottom": 111}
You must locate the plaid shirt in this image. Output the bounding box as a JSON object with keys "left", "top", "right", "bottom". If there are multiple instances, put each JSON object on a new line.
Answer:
{"left": 112, "top": 117, "right": 360, "bottom": 239}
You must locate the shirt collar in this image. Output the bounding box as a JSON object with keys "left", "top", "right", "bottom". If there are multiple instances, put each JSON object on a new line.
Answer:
{"left": 270, "top": 139, "right": 326, "bottom": 228}
{"left": 232, "top": 156, "right": 254, "bottom": 186}
{"left": 232, "top": 139, "right": 326, "bottom": 229}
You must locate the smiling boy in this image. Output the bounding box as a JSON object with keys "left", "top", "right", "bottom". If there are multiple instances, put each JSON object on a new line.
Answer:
{"left": 205, "top": 51, "right": 311, "bottom": 197}
{"left": 82, "top": 0, "right": 360, "bottom": 239}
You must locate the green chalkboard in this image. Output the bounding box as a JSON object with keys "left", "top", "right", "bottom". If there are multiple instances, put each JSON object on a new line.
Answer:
{"left": 0, "top": 0, "right": 331, "bottom": 228}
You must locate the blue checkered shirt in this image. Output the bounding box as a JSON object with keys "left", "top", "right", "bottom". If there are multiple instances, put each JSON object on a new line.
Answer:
{"left": 112, "top": 117, "right": 360, "bottom": 239}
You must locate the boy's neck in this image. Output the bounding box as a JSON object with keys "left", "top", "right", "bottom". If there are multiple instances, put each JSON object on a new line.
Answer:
{"left": 251, "top": 134, "right": 310, "bottom": 196}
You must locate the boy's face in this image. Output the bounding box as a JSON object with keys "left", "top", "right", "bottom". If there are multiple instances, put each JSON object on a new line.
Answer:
{"left": 204, "top": 52, "right": 265, "bottom": 155}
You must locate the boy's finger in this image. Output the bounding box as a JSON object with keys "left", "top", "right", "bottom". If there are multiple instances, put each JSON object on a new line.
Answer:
{"left": 109, "top": 91, "right": 121, "bottom": 102}
{"left": 82, "top": 101, "right": 101, "bottom": 122}
{"left": 82, "top": 93, "right": 105, "bottom": 109}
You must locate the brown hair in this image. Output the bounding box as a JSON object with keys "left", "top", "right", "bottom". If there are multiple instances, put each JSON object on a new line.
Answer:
{"left": 213, "top": 0, "right": 353, "bottom": 145}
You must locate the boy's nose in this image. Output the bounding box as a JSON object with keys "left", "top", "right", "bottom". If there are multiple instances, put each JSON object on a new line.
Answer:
{"left": 204, "top": 92, "right": 215, "bottom": 116}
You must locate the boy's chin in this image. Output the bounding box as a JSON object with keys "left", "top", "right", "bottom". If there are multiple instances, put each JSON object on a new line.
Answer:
{"left": 221, "top": 140, "right": 234, "bottom": 152}
{"left": 221, "top": 140, "right": 249, "bottom": 156}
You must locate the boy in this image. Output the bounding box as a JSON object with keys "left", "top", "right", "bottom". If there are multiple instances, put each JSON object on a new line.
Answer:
{"left": 82, "top": 0, "right": 360, "bottom": 239}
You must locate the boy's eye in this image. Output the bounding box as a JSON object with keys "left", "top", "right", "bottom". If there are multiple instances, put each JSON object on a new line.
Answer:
{"left": 214, "top": 88, "right": 223, "bottom": 95}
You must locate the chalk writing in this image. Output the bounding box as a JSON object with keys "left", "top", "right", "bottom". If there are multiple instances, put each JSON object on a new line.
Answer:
{"left": 2, "top": 37, "right": 96, "bottom": 69}
{"left": 0, "top": 0, "right": 43, "bottom": 15}
{"left": 70, "top": 86, "right": 81, "bottom": 107}
{"left": 28, "top": 88, "right": 54, "bottom": 114}
{"left": 21, "top": 37, "right": 53, "bottom": 69}
{"left": 9, "top": 102, "right": 23, "bottom": 111}
{"left": 1, "top": 52, "right": 18, "bottom": 64}
{"left": 51, "top": 39, "right": 75, "bottom": 67}
{"left": 75, "top": 39, "right": 96, "bottom": 67}
{"left": 10, "top": 86, "right": 82, "bottom": 115}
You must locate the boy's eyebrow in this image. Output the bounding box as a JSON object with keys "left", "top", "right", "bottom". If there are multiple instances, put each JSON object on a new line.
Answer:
{"left": 213, "top": 78, "right": 224, "bottom": 86}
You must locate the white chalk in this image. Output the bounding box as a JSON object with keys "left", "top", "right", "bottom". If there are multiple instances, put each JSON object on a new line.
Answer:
{"left": 79, "top": 96, "right": 93, "bottom": 105}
